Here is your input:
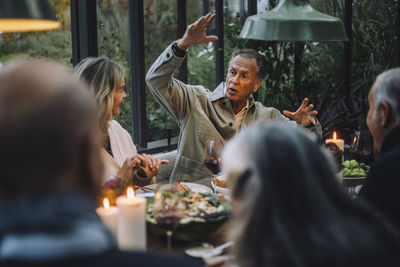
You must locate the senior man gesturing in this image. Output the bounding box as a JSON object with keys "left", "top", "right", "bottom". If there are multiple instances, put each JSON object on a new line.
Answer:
{"left": 146, "top": 13, "right": 322, "bottom": 182}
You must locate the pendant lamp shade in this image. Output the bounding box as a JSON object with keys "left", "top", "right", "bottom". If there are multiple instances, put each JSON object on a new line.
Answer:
{"left": 240, "top": 0, "right": 348, "bottom": 42}
{"left": 0, "top": 0, "right": 61, "bottom": 33}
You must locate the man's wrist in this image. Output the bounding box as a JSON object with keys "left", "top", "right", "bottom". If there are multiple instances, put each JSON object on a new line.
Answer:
{"left": 176, "top": 39, "right": 189, "bottom": 51}
{"left": 172, "top": 40, "right": 187, "bottom": 57}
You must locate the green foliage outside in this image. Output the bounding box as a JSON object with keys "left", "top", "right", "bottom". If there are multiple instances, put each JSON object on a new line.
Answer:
{"left": 0, "top": 0, "right": 397, "bottom": 143}
{"left": 224, "top": 0, "right": 397, "bottom": 138}
{"left": 0, "top": 0, "right": 71, "bottom": 66}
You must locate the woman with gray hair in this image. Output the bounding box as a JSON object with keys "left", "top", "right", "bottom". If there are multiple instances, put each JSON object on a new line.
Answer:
{"left": 74, "top": 56, "right": 168, "bottom": 183}
{"left": 222, "top": 122, "right": 400, "bottom": 267}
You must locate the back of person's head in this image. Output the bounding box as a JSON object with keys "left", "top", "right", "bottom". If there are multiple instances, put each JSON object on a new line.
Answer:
{"left": 222, "top": 122, "right": 400, "bottom": 267}
{"left": 373, "top": 68, "right": 400, "bottom": 124}
{"left": 74, "top": 56, "right": 125, "bottom": 136}
{"left": 0, "top": 59, "right": 103, "bottom": 202}
{"left": 230, "top": 49, "right": 267, "bottom": 80}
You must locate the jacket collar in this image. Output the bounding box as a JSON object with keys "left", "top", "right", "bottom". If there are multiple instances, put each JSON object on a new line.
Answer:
{"left": 380, "top": 125, "right": 400, "bottom": 154}
{"left": 209, "top": 82, "right": 255, "bottom": 108}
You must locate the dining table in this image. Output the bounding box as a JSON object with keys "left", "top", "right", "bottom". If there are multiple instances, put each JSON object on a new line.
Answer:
{"left": 135, "top": 175, "right": 231, "bottom": 266}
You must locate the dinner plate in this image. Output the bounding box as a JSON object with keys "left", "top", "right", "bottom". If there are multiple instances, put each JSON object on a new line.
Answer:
{"left": 180, "top": 182, "right": 213, "bottom": 193}
{"left": 342, "top": 176, "right": 366, "bottom": 187}
{"left": 136, "top": 182, "right": 212, "bottom": 194}
{"left": 211, "top": 179, "right": 230, "bottom": 195}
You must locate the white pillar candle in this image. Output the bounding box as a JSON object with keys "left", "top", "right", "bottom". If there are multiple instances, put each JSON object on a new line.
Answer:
{"left": 96, "top": 198, "right": 118, "bottom": 240}
{"left": 325, "top": 131, "right": 344, "bottom": 151}
{"left": 116, "top": 187, "right": 147, "bottom": 251}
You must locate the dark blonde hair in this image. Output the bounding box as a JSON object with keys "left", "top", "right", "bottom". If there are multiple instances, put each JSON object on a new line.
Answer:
{"left": 74, "top": 56, "right": 125, "bottom": 136}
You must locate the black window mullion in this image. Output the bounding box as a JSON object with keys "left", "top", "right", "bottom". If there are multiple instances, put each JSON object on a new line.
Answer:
{"left": 177, "top": 0, "right": 187, "bottom": 83}
{"left": 343, "top": 0, "right": 352, "bottom": 96}
{"left": 70, "top": 0, "right": 98, "bottom": 66}
{"left": 129, "top": 0, "right": 147, "bottom": 148}
{"left": 215, "top": 0, "right": 224, "bottom": 86}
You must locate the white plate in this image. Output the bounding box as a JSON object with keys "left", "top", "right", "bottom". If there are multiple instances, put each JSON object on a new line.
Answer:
{"left": 136, "top": 182, "right": 212, "bottom": 194}
{"left": 211, "top": 179, "right": 230, "bottom": 195}
{"left": 181, "top": 182, "right": 213, "bottom": 193}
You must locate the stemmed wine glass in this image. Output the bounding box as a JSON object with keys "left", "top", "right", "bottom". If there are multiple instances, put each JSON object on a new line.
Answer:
{"left": 349, "top": 129, "right": 373, "bottom": 164}
{"left": 203, "top": 140, "right": 223, "bottom": 193}
{"left": 203, "top": 140, "right": 223, "bottom": 175}
{"left": 152, "top": 184, "right": 185, "bottom": 251}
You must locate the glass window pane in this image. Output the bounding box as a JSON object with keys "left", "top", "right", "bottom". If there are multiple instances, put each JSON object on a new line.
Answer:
{"left": 0, "top": 0, "right": 72, "bottom": 67}
{"left": 97, "top": 0, "right": 133, "bottom": 134}
{"left": 187, "top": 0, "right": 216, "bottom": 89}
{"left": 144, "top": 0, "right": 180, "bottom": 142}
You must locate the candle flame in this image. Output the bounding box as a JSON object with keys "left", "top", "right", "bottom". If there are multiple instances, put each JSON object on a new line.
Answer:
{"left": 103, "top": 198, "right": 110, "bottom": 210}
{"left": 127, "top": 186, "right": 135, "bottom": 199}
{"left": 333, "top": 131, "right": 337, "bottom": 140}
{"left": 353, "top": 136, "right": 357, "bottom": 144}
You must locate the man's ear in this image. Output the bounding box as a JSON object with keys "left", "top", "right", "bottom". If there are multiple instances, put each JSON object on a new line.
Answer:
{"left": 252, "top": 79, "right": 263, "bottom": 93}
{"left": 378, "top": 101, "right": 393, "bottom": 128}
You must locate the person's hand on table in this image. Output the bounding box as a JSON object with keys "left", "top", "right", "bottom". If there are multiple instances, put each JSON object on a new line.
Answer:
{"left": 116, "top": 156, "right": 141, "bottom": 181}
{"left": 282, "top": 98, "right": 318, "bottom": 127}
{"left": 177, "top": 12, "right": 218, "bottom": 51}
{"left": 138, "top": 153, "right": 170, "bottom": 172}
{"left": 116, "top": 154, "right": 169, "bottom": 181}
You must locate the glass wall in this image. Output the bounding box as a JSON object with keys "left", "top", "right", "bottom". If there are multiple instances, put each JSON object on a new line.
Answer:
{"left": 97, "top": 0, "right": 133, "bottom": 134}
{"left": 0, "top": 0, "right": 72, "bottom": 67}
{"left": 144, "top": 0, "right": 180, "bottom": 142}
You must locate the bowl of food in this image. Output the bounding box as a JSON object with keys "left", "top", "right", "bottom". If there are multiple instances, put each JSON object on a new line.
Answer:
{"left": 146, "top": 189, "right": 230, "bottom": 243}
{"left": 341, "top": 160, "right": 368, "bottom": 186}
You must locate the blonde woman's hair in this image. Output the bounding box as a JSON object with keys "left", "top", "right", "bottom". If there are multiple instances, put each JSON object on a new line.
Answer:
{"left": 74, "top": 56, "right": 125, "bottom": 136}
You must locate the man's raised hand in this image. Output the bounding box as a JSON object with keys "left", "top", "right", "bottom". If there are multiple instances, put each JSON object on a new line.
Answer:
{"left": 177, "top": 13, "right": 218, "bottom": 51}
{"left": 282, "top": 98, "right": 318, "bottom": 127}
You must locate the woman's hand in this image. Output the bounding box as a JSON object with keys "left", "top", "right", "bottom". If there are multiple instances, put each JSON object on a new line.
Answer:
{"left": 137, "top": 153, "right": 170, "bottom": 172}
{"left": 116, "top": 154, "right": 170, "bottom": 181}
{"left": 116, "top": 156, "right": 141, "bottom": 181}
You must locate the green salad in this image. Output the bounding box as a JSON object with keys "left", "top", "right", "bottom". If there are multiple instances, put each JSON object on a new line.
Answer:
{"left": 342, "top": 160, "right": 369, "bottom": 177}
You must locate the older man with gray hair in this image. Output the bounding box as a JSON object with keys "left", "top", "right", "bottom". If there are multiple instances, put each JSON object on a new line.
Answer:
{"left": 358, "top": 68, "right": 400, "bottom": 227}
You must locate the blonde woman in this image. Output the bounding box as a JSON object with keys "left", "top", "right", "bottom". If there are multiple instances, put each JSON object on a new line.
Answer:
{"left": 74, "top": 56, "right": 167, "bottom": 183}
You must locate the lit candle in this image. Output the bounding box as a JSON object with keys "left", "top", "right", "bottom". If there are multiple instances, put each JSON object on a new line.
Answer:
{"left": 325, "top": 131, "right": 345, "bottom": 162}
{"left": 116, "top": 187, "right": 146, "bottom": 251}
{"left": 96, "top": 198, "right": 118, "bottom": 240}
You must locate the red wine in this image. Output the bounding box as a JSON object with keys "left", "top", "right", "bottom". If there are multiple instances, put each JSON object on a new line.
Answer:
{"left": 204, "top": 158, "right": 221, "bottom": 174}
{"left": 155, "top": 215, "right": 181, "bottom": 231}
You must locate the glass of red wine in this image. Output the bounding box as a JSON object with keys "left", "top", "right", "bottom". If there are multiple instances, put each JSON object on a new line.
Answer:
{"left": 203, "top": 140, "right": 223, "bottom": 175}
{"left": 152, "top": 184, "right": 185, "bottom": 251}
{"left": 349, "top": 129, "right": 373, "bottom": 164}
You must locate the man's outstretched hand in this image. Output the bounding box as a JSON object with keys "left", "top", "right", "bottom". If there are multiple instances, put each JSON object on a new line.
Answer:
{"left": 283, "top": 98, "right": 318, "bottom": 127}
{"left": 177, "top": 13, "right": 218, "bottom": 51}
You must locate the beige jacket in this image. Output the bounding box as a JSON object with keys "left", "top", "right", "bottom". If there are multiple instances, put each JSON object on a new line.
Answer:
{"left": 146, "top": 44, "right": 322, "bottom": 182}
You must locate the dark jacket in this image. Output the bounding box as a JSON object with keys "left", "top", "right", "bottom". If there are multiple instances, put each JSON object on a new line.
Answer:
{"left": 358, "top": 126, "right": 400, "bottom": 226}
{"left": 0, "top": 192, "right": 201, "bottom": 267}
{"left": 2, "top": 250, "right": 201, "bottom": 267}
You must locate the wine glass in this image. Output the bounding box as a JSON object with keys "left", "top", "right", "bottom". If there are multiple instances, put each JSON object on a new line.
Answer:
{"left": 152, "top": 184, "right": 185, "bottom": 251}
{"left": 203, "top": 140, "right": 223, "bottom": 175}
{"left": 349, "top": 129, "right": 373, "bottom": 164}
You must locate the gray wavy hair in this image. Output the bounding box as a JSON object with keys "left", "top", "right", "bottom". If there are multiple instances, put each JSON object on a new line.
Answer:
{"left": 373, "top": 68, "right": 400, "bottom": 124}
{"left": 221, "top": 122, "right": 400, "bottom": 267}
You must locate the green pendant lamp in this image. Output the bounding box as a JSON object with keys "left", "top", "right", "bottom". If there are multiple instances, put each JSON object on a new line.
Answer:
{"left": 0, "top": 0, "right": 61, "bottom": 33}
{"left": 240, "top": 0, "right": 348, "bottom": 41}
